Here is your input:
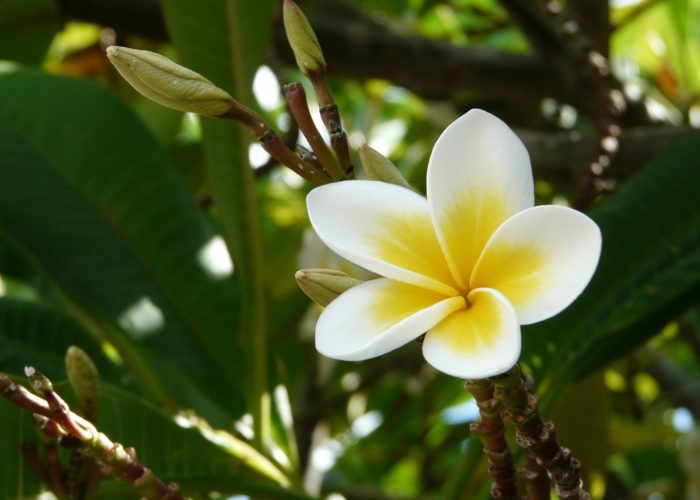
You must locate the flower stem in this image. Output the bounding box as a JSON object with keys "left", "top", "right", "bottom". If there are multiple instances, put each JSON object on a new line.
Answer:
{"left": 222, "top": 104, "right": 330, "bottom": 186}
{"left": 306, "top": 68, "right": 354, "bottom": 177}
{"left": 284, "top": 82, "right": 346, "bottom": 181}
{"left": 490, "top": 365, "right": 590, "bottom": 500}
{"left": 520, "top": 455, "right": 550, "bottom": 500}
{"left": 464, "top": 379, "right": 519, "bottom": 499}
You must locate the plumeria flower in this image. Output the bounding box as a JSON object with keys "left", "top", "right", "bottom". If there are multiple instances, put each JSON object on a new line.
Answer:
{"left": 306, "top": 110, "right": 601, "bottom": 379}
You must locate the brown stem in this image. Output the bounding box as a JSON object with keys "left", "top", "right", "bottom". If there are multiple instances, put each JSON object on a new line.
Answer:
{"left": 297, "top": 145, "right": 327, "bottom": 176}
{"left": 284, "top": 82, "right": 346, "bottom": 180}
{"left": 307, "top": 68, "right": 354, "bottom": 177}
{"left": 520, "top": 454, "right": 550, "bottom": 500}
{"left": 490, "top": 365, "right": 590, "bottom": 500}
{"left": 259, "top": 130, "right": 330, "bottom": 185}
{"left": 1, "top": 373, "right": 186, "bottom": 500}
{"left": 222, "top": 102, "right": 330, "bottom": 185}
{"left": 331, "top": 131, "right": 353, "bottom": 178}
{"left": 464, "top": 379, "right": 519, "bottom": 499}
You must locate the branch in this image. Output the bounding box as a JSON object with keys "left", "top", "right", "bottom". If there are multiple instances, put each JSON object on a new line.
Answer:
{"left": 567, "top": 0, "right": 611, "bottom": 55}
{"left": 1, "top": 371, "right": 186, "bottom": 500}
{"left": 640, "top": 349, "right": 700, "bottom": 420}
{"left": 465, "top": 379, "right": 519, "bottom": 499}
{"left": 519, "top": 126, "right": 699, "bottom": 183}
{"left": 490, "top": 365, "right": 590, "bottom": 500}
{"left": 57, "top": 0, "right": 563, "bottom": 104}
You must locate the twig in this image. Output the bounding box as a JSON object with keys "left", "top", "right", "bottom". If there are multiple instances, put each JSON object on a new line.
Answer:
{"left": 1, "top": 371, "right": 187, "bottom": 500}
{"left": 284, "top": 82, "right": 346, "bottom": 180}
{"left": 221, "top": 102, "right": 330, "bottom": 185}
{"left": 490, "top": 365, "right": 590, "bottom": 500}
{"left": 304, "top": 67, "right": 354, "bottom": 177}
{"left": 464, "top": 379, "right": 519, "bottom": 499}
{"left": 520, "top": 454, "right": 550, "bottom": 500}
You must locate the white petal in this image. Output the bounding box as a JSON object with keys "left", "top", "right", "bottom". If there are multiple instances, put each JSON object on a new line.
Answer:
{"left": 422, "top": 288, "right": 520, "bottom": 378}
{"left": 427, "top": 109, "right": 534, "bottom": 287}
{"left": 316, "top": 278, "right": 465, "bottom": 361}
{"left": 471, "top": 205, "right": 602, "bottom": 325}
{"left": 307, "top": 181, "right": 458, "bottom": 295}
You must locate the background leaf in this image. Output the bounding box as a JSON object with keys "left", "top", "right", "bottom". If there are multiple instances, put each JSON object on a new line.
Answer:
{"left": 0, "top": 297, "right": 115, "bottom": 381}
{"left": 0, "top": 70, "right": 245, "bottom": 422}
{"left": 161, "top": 0, "right": 277, "bottom": 443}
{"left": 524, "top": 134, "right": 700, "bottom": 400}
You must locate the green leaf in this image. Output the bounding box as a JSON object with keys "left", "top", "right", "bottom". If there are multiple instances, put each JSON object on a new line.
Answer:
{"left": 0, "top": 297, "right": 114, "bottom": 381}
{"left": 0, "top": 0, "right": 60, "bottom": 65}
{"left": 523, "top": 134, "right": 700, "bottom": 398}
{"left": 0, "top": 70, "right": 245, "bottom": 422}
{"left": 161, "top": 0, "right": 276, "bottom": 445}
{"left": 0, "top": 382, "right": 299, "bottom": 499}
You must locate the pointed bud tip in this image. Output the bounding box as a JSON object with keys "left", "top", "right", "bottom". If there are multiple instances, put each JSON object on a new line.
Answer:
{"left": 295, "top": 268, "right": 362, "bottom": 307}
{"left": 283, "top": 0, "right": 326, "bottom": 74}
{"left": 358, "top": 144, "right": 410, "bottom": 188}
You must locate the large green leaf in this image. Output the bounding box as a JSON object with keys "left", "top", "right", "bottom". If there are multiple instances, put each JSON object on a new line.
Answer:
{"left": 523, "top": 134, "right": 700, "bottom": 398}
{"left": 0, "top": 382, "right": 301, "bottom": 499}
{"left": 161, "top": 0, "right": 276, "bottom": 443}
{"left": 0, "top": 70, "right": 245, "bottom": 422}
{"left": 0, "top": 297, "right": 115, "bottom": 380}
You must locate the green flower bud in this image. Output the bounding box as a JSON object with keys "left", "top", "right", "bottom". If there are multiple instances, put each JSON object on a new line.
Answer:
{"left": 65, "top": 346, "right": 100, "bottom": 416}
{"left": 358, "top": 144, "right": 411, "bottom": 188}
{"left": 295, "top": 268, "right": 362, "bottom": 307}
{"left": 106, "top": 46, "right": 234, "bottom": 117}
{"left": 283, "top": 0, "right": 326, "bottom": 74}
{"left": 24, "top": 366, "right": 53, "bottom": 395}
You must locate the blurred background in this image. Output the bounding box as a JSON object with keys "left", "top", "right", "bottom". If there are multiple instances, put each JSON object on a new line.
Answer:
{"left": 1, "top": 0, "right": 700, "bottom": 498}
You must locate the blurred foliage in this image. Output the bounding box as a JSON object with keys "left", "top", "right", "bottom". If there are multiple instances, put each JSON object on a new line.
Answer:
{"left": 0, "top": 0, "right": 699, "bottom": 499}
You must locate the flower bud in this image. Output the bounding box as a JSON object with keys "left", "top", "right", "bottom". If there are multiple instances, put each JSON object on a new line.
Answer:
{"left": 283, "top": 0, "right": 326, "bottom": 74}
{"left": 65, "top": 346, "right": 100, "bottom": 416}
{"left": 106, "top": 46, "right": 234, "bottom": 117}
{"left": 24, "top": 366, "right": 53, "bottom": 395}
{"left": 295, "top": 268, "right": 362, "bottom": 307}
{"left": 358, "top": 144, "right": 410, "bottom": 188}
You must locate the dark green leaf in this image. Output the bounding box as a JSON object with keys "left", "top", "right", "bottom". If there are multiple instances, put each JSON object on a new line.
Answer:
{"left": 524, "top": 134, "right": 700, "bottom": 398}
{"left": 0, "top": 70, "right": 245, "bottom": 422}
{"left": 0, "top": 297, "right": 114, "bottom": 381}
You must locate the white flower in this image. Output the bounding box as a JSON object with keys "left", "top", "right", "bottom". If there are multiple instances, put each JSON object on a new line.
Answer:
{"left": 306, "top": 110, "right": 601, "bottom": 378}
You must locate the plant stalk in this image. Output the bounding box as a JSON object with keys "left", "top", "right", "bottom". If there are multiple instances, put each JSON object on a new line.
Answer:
{"left": 490, "top": 365, "right": 590, "bottom": 500}
{"left": 465, "top": 379, "right": 519, "bottom": 499}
